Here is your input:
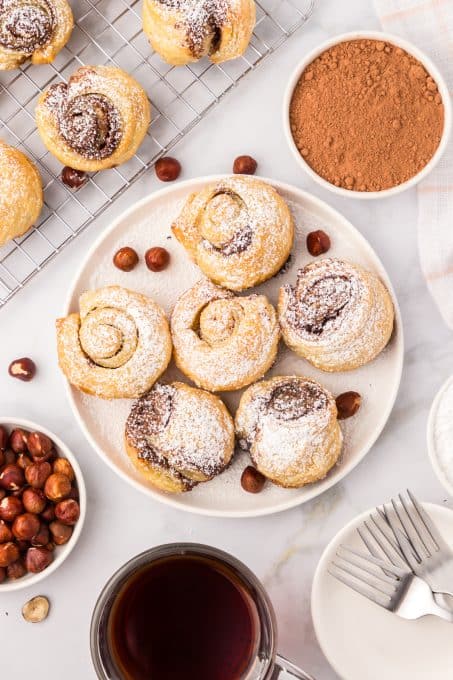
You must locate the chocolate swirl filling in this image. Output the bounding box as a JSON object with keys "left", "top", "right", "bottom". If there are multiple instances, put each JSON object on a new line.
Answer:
{"left": 157, "top": 0, "right": 227, "bottom": 58}
{"left": 267, "top": 381, "right": 327, "bottom": 421}
{"left": 201, "top": 190, "right": 253, "bottom": 257}
{"left": 0, "top": 0, "right": 54, "bottom": 53}
{"left": 289, "top": 274, "right": 352, "bottom": 335}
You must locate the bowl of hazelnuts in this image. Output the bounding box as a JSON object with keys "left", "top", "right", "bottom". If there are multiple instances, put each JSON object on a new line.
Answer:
{"left": 0, "top": 418, "right": 86, "bottom": 592}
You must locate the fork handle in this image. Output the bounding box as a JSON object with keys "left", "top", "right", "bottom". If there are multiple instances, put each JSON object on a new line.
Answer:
{"left": 427, "top": 596, "right": 453, "bottom": 623}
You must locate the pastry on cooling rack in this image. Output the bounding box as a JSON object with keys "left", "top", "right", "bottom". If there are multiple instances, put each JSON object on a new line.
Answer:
{"left": 142, "top": 0, "right": 255, "bottom": 66}
{"left": 35, "top": 65, "right": 151, "bottom": 172}
{"left": 0, "top": 140, "right": 43, "bottom": 248}
{"left": 235, "top": 375, "right": 342, "bottom": 488}
{"left": 125, "top": 381, "right": 235, "bottom": 493}
{"left": 0, "top": 0, "right": 74, "bottom": 70}
{"left": 171, "top": 278, "right": 279, "bottom": 392}
{"left": 56, "top": 286, "right": 172, "bottom": 399}
{"left": 278, "top": 258, "right": 395, "bottom": 372}
{"left": 172, "top": 176, "right": 294, "bottom": 291}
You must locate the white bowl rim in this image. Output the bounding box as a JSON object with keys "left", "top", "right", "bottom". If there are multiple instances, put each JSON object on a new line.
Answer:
{"left": 283, "top": 30, "right": 453, "bottom": 200}
{"left": 0, "top": 417, "right": 86, "bottom": 592}
{"left": 427, "top": 375, "right": 453, "bottom": 497}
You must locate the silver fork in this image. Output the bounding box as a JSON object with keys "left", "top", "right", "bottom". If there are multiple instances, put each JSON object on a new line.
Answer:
{"left": 328, "top": 545, "right": 453, "bottom": 622}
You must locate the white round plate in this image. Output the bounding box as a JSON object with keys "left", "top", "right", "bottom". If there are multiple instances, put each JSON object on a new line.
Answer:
{"left": 427, "top": 375, "right": 453, "bottom": 497}
{"left": 312, "top": 503, "right": 453, "bottom": 680}
{"left": 63, "top": 175, "right": 403, "bottom": 517}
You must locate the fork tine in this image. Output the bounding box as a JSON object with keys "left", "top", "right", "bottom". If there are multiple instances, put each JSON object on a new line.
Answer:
{"left": 328, "top": 564, "right": 392, "bottom": 609}
{"left": 386, "top": 505, "right": 421, "bottom": 572}
{"left": 357, "top": 521, "right": 409, "bottom": 573}
{"left": 390, "top": 498, "right": 429, "bottom": 560}
{"left": 406, "top": 489, "right": 449, "bottom": 552}
{"left": 333, "top": 555, "right": 397, "bottom": 596}
{"left": 338, "top": 545, "right": 407, "bottom": 579}
{"left": 367, "top": 513, "right": 408, "bottom": 568}
{"left": 399, "top": 493, "right": 436, "bottom": 557}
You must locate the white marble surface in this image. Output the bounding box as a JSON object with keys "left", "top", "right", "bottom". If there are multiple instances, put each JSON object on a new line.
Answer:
{"left": 1, "top": 1, "right": 453, "bottom": 678}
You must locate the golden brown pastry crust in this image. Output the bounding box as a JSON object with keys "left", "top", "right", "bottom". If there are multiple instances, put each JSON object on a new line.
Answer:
{"left": 125, "top": 381, "right": 235, "bottom": 493}
{"left": 56, "top": 286, "right": 172, "bottom": 399}
{"left": 278, "top": 258, "right": 395, "bottom": 372}
{"left": 172, "top": 176, "right": 295, "bottom": 291}
{"left": 0, "top": 0, "right": 73, "bottom": 70}
{"left": 235, "top": 375, "right": 342, "bottom": 488}
{"left": 36, "top": 65, "right": 151, "bottom": 172}
{"left": 143, "top": 0, "right": 255, "bottom": 66}
{"left": 0, "top": 140, "right": 43, "bottom": 247}
{"left": 171, "top": 278, "right": 279, "bottom": 392}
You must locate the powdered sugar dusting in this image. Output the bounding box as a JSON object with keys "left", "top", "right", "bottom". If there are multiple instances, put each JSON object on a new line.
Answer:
{"left": 156, "top": 0, "right": 229, "bottom": 57}
{"left": 0, "top": 0, "right": 55, "bottom": 52}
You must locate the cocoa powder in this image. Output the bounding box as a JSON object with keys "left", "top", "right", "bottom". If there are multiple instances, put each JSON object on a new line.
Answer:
{"left": 289, "top": 39, "right": 444, "bottom": 192}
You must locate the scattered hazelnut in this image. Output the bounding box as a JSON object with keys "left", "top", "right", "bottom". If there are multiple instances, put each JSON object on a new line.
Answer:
{"left": 27, "top": 432, "right": 53, "bottom": 459}
{"left": 233, "top": 155, "right": 258, "bottom": 175}
{"left": 25, "top": 547, "right": 53, "bottom": 573}
{"left": 22, "top": 596, "right": 50, "bottom": 623}
{"left": 55, "top": 499, "right": 80, "bottom": 526}
{"left": 61, "top": 166, "right": 86, "bottom": 189}
{"left": 31, "top": 524, "right": 50, "bottom": 547}
{"left": 22, "top": 488, "right": 46, "bottom": 515}
{"left": 9, "top": 428, "right": 28, "bottom": 453}
{"left": 0, "top": 426, "right": 7, "bottom": 450}
{"left": 0, "top": 464, "right": 25, "bottom": 492}
{"left": 16, "top": 453, "right": 32, "bottom": 470}
{"left": 241, "top": 466, "right": 266, "bottom": 493}
{"left": 113, "top": 246, "right": 139, "bottom": 272}
{"left": 145, "top": 246, "right": 170, "bottom": 272}
{"left": 0, "top": 496, "right": 23, "bottom": 522}
{"left": 8, "top": 358, "right": 36, "bottom": 382}
{"left": 12, "top": 513, "right": 40, "bottom": 541}
{"left": 0, "top": 541, "right": 20, "bottom": 567}
{"left": 52, "top": 458, "right": 75, "bottom": 481}
{"left": 44, "top": 473, "right": 71, "bottom": 502}
{"left": 306, "top": 230, "right": 331, "bottom": 257}
{"left": 155, "top": 157, "right": 181, "bottom": 182}
{"left": 40, "top": 505, "right": 55, "bottom": 523}
{"left": 0, "top": 520, "right": 12, "bottom": 544}
{"left": 26, "top": 461, "right": 52, "bottom": 489}
{"left": 49, "top": 521, "right": 72, "bottom": 545}
{"left": 0, "top": 567, "right": 5, "bottom": 583}
{"left": 7, "top": 559, "right": 26, "bottom": 580}
{"left": 336, "top": 391, "right": 362, "bottom": 419}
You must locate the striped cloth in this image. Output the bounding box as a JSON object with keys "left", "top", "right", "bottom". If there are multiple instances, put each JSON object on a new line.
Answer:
{"left": 374, "top": 0, "right": 453, "bottom": 327}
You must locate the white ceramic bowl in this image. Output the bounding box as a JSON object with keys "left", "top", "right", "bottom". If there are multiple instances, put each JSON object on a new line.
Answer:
{"left": 427, "top": 375, "right": 453, "bottom": 497}
{"left": 283, "top": 30, "right": 452, "bottom": 200}
{"left": 0, "top": 418, "right": 86, "bottom": 592}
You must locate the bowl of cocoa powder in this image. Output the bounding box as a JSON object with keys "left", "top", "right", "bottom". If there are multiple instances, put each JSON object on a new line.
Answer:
{"left": 284, "top": 31, "right": 451, "bottom": 198}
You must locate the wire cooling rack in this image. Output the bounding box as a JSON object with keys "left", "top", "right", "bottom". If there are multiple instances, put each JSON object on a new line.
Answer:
{"left": 0, "top": 0, "right": 315, "bottom": 308}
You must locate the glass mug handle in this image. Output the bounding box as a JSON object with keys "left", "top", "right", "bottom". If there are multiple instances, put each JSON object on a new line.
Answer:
{"left": 273, "top": 653, "right": 316, "bottom": 680}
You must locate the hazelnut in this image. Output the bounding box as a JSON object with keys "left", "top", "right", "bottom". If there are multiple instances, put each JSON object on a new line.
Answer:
{"left": 22, "top": 596, "right": 50, "bottom": 623}
{"left": 8, "top": 357, "right": 36, "bottom": 381}
{"left": 25, "top": 461, "right": 52, "bottom": 489}
{"left": 15, "top": 540, "right": 30, "bottom": 553}
{"left": 0, "top": 541, "right": 20, "bottom": 567}
{"left": 336, "top": 391, "right": 362, "bottom": 420}
{"left": 0, "top": 464, "right": 25, "bottom": 491}
{"left": 53, "top": 458, "right": 75, "bottom": 482}
{"left": 31, "top": 523, "right": 50, "bottom": 547}
{"left": 0, "top": 567, "right": 5, "bottom": 583}
{"left": 0, "top": 496, "right": 23, "bottom": 522}
{"left": 145, "top": 247, "right": 170, "bottom": 272}
{"left": 155, "top": 157, "right": 181, "bottom": 182}
{"left": 25, "top": 546, "right": 52, "bottom": 573}
{"left": 55, "top": 499, "right": 80, "bottom": 526}
{"left": 22, "top": 488, "right": 46, "bottom": 514}
{"left": 49, "top": 521, "right": 72, "bottom": 545}
{"left": 0, "top": 520, "right": 12, "bottom": 543}
{"left": 27, "top": 431, "right": 52, "bottom": 459}
{"left": 3, "top": 450, "right": 15, "bottom": 466}
{"left": 12, "top": 513, "right": 40, "bottom": 541}
{"left": 7, "top": 559, "right": 26, "bottom": 580}
{"left": 306, "top": 230, "right": 331, "bottom": 256}
{"left": 0, "top": 450, "right": 4, "bottom": 468}
{"left": 16, "top": 453, "right": 32, "bottom": 470}
{"left": 0, "top": 426, "right": 7, "bottom": 450}
{"left": 44, "top": 473, "right": 71, "bottom": 502}
{"left": 113, "top": 246, "right": 139, "bottom": 272}
{"left": 61, "top": 166, "right": 86, "bottom": 189}
{"left": 0, "top": 490, "right": 5, "bottom": 501}
{"left": 241, "top": 466, "right": 266, "bottom": 493}
{"left": 67, "top": 487, "right": 79, "bottom": 501}
{"left": 40, "top": 504, "right": 55, "bottom": 523}
{"left": 9, "top": 428, "right": 28, "bottom": 453}
{"left": 233, "top": 155, "right": 258, "bottom": 175}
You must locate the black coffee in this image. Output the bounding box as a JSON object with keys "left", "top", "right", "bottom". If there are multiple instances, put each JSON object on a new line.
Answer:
{"left": 108, "top": 554, "right": 259, "bottom": 680}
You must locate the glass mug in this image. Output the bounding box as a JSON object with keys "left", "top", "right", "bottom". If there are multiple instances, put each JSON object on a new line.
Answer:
{"left": 90, "top": 543, "right": 315, "bottom": 680}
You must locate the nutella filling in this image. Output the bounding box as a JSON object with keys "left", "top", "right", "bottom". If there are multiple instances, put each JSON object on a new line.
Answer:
{"left": 268, "top": 381, "right": 327, "bottom": 421}
{"left": 0, "top": 0, "right": 54, "bottom": 53}
{"left": 157, "top": 0, "right": 227, "bottom": 58}
{"left": 201, "top": 190, "right": 253, "bottom": 257}
{"left": 291, "top": 274, "right": 352, "bottom": 335}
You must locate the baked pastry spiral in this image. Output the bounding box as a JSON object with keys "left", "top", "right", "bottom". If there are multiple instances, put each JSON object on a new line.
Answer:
{"left": 0, "top": 0, "right": 73, "bottom": 70}
{"left": 142, "top": 0, "right": 255, "bottom": 66}
{"left": 278, "top": 258, "right": 394, "bottom": 372}
{"left": 125, "top": 381, "right": 234, "bottom": 493}
{"left": 172, "top": 176, "right": 294, "bottom": 291}
{"left": 56, "top": 286, "right": 172, "bottom": 399}
{"left": 171, "top": 278, "right": 279, "bottom": 392}
{"left": 0, "top": 140, "right": 43, "bottom": 247}
{"left": 35, "top": 65, "right": 151, "bottom": 172}
{"left": 235, "top": 376, "right": 342, "bottom": 488}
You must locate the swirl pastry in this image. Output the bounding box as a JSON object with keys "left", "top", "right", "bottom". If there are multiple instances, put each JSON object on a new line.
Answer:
{"left": 125, "top": 382, "right": 234, "bottom": 493}
{"left": 235, "top": 376, "right": 342, "bottom": 488}
{"left": 56, "top": 286, "right": 172, "bottom": 399}
{"left": 278, "top": 258, "right": 394, "bottom": 372}
{"left": 35, "top": 65, "right": 151, "bottom": 172}
{"left": 0, "top": 140, "right": 43, "bottom": 247}
{"left": 172, "top": 176, "right": 294, "bottom": 291}
{"left": 171, "top": 278, "right": 279, "bottom": 392}
{"left": 0, "top": 0, "right": 73, "bottom": 70}
{"left": 143, "top": 0, "right": 255, "bottom": 66}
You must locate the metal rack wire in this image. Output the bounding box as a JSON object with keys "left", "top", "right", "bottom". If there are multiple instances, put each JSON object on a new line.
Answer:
{"left": 0, "top": 0, "right": 315, "bottom": 308}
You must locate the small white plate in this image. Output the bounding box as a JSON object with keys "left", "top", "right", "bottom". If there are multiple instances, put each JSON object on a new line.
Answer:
{"left": 312, "top": 503, "right": 453, "bottom": 680}
{"left": 63, "top": 175, "right": 403, "bottom": 517}
{"left": 427, "top": 375, "right": 453, "bottom": 497}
